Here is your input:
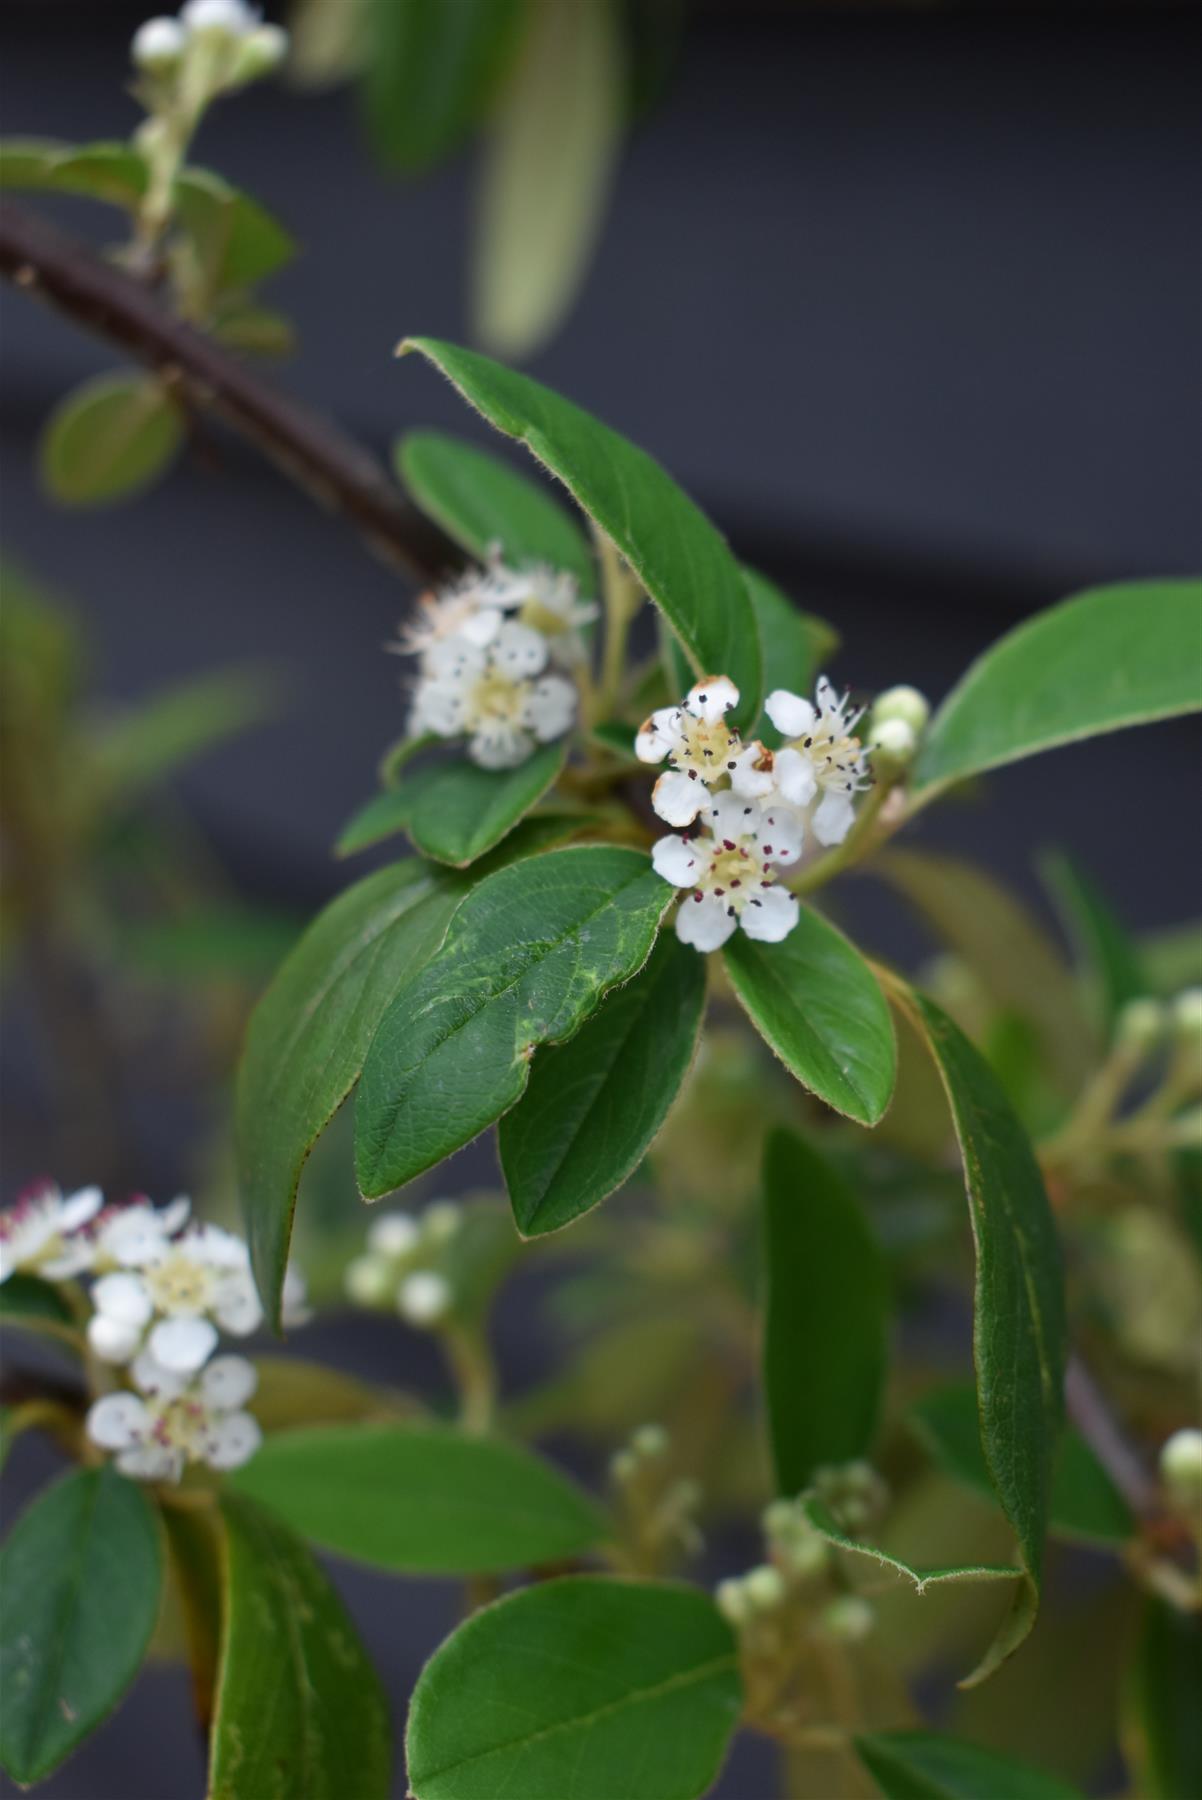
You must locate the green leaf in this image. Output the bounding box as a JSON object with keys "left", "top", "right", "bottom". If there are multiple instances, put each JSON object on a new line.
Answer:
{"left": 405, "top": 1577, "right": 742, "bottom": 1800}
{"left": 1039, "top": 850, "right": 1148, "bottom": 1031}
{"left": 0, "top": 1468, "right": 162, "bottom": 1784}
{"left": 724, "top": 905, "right": 896, "bottom": 1126}
{"left": 363, "top": 0, "right": 524, "bottom": 170}
{"left": 210, "top": 1495, "right": 391, "bottom": 1800}
{"left": 855, "top": 1729, "right": 1082, "bottom": 1800}
{"left": 914, "top": 579, "right": 1202, "bottom": 794}
{"left": 800, "top": 1494, "right": 1020, "bottom": 1593}
{"left": 237, "top": 858, "right": 468, "bottom": 1325}
{"left": 473, "top": 0, "right": 623, "bottom": 358}
{"left": 911, "top": 1384, "right": 1133, "bottom": 1547}
{"left": 93, "top": 665, "right": 277, "bottom": 798}
{"left": 210, "top": 301, "right": 296, "bottom": 357}
{"left": 40, "top": 372, "right": 184, "bottom": 507}
{"left": 0, "top": 139, "right": 148, "bottom": 208}
{"left": 500, "top": 931, "right": 706, "bottom": 1235}
{"left": 877, "top": 849, "right": 1093, "bottom": 1095}
{"left": 744, "top": 567, "right": 839, "bottom": 748}
{"left": 883, "top": 980, "right": 1067, "bottom": 1684}
{"left": 173, "top": 168, "right": 296, "bottom": 292}
{"left": 761, "top": 1129, "right": 888, "bottom": 1492}
{"left": 355, "top": 845, "right": 669, "bottom": 1196}
{"left": 0, "top": 137, "right": 71, "bottom": 191}
{"left": 0, "top": 1272, "right": 76, "bottom": 1330}
{"left": 1126, "top": 1597, "right": 1202, "bottom": 1800}
{"left": 397, "top": 430, "right": 595, "bottom": 588}
{"left": 250, "top": 1357, "right": 414, "bottom": 1433}
{"left": 347, "top": 743, "right": 568, "bottom": 868}
{"left": 336, "top": 785, "right": 419, "bottom": 856}
{"left": 229, "top": 1423, "right": 606, "bottom": 1573}
{"left": 400, "top": 338, "right": 763, "bottom": 727}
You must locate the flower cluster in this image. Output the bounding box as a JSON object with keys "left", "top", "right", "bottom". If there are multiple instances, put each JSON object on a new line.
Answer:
{"left": 132, "top": 2, "right": 287, "bottom": 84}
{"left": 344, "top": 1199, "right": 463, "bottom": 1327}
{"left": 395, "top": 553, "right": 596, "bottom": 770}
{"left": 0, "top": 1182, "right": 306, "bottom": 1482}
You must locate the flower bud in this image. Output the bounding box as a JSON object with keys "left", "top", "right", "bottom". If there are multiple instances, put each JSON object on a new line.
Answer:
{"left": 230, "top": 22, "right": 289, "bottom": 83}
{"left": 871, "top": 685, "right": 930, "bottom": 736}
{"left": 344, "top": 1253, "right": 393, "bottom": 1308}
{"left": 367, "top": 1212, "right": 419, "bottom": 1258}
{"left": 132, "top": 16, "right": 187, "bottom": 71}
{"left": 1172, "top": 988, "right": 1202, "bottom": 1044}
{"left": 1159, "top": 1428, "right": 1202, "bottom": 1513}
{"left": 715, "top": 1578, "right": 751, "bottom": 1627}
{"left": 631, "top": 1423, "right": 669, "bottom": 1460}
{"left": 397, "top": 1270, "right": 451, "bottom": 1326}
{"left": 743, "top": 1563, "right": 787, "bottom": 1611}
{"left": 821, "top": 1595, "right": 875, "bottom": 1642}
{"left": 609, "top": 1449, "right": 638, "bottom": 1486}
{"left": 422, "top": 1199, "right": 462, "bottom": 1242}
{"left": 181, "top": 0, "right": 257, "bottom": 38}
{"left": 762, "top": 1498, "right": 798, "bottom": 1540}
{"left": 812, "top": 1460, "right": 889, "bottom": 1534}
{"left": 869, "top": 717, "right": 917, "bottom": 764}
{"left": 1115, "top": 997, "right": 1166, "bottom": 1055}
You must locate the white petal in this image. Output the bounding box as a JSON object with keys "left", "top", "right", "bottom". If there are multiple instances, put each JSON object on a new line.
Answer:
{"left": 634, "top": 708, "right": 679, "bottom": 764}
{"left": 93, "top": 1271, "right": 153, "bottom": 1326}
{"left": 149, "top": 1315, "right": 219, "bottom": 1372}
{"left": 213, "top": 1276, "right": 262, "bottom": 1336}
{"left": 652, "top": 770, "right": 708, "bottom": 827}
{"left": 813, "top": 790, "right": 857, "bottom": 847}
{"left": 493, "top": 620, "right": 549, "bottom": 678}
{"left": 59, "top": 1185, "right": 104, "bottom": 1232}
{"left": 470, "top": 724, "right": 531, "bottom": 769}
{"left": 706, "top": 789, "right": 757, "bottom": 842}
{"left": 39, "top": 1243, "right": 95, "bottom": 1280}
{"left": 458, "top": 606, "right": 504, "bottom": 647}
{"left": 86, "top": 1392, "right": 149, "bottom": 1450}
{"left": 188, "top": 1225, "right": 249, "bottom": 1270}
{"left": 676, "top": 893, "right": 738, "bottom": 953}
{"left": 740, "top": 886, "right": 800, "bottom": 943}
{"left": 424, "top": 635, "right": 486, "bottom": 681}
{"left": 524, "top": 675, "right": 577, "bottom": 741}
{"left": 397, "top": 1271, "right": 451, "bottom": 1325}
{"left": 87, "top": 1313, "right": 144, "bottom": 1363}
{"left": 281, "top": 1266, "right": 311, "bottom": 1327}
{"left": 728, "top": 743, "right": 775, "bottom": 799}
{"left": 117, "top": 1443, "right": 184, "bottom": 1483}
{"left": 205, "top": 1412, "right": 262, "bottom": 1472}
{"left": 772, "top": 746, "right": 817, "bottom": 807}
{"left": 160, "top": 1196, "right": 192, "bottom": 1235}
{"left": 685, "top": 676, "right": 739, "bottom": 723}
{"left": 755, "top": 802, "right": 805, "bottom": 866}
{"left": 765, "top": 690, "right": 816, "bottom": 738}
{"left": 99, "top": 1209, "right": 170, "bottom": 1267}
{"left": 368, "top": 1213, "right": 420, "bottom": 1257}
{"left": 201, "top": 1354, "right": 258, "bottom": 1411}
{"left": 131, "top": 1349, "right": 187, "bottom": 1399}
{"left": 652, "top": 833, "right": 707, "bottom": 887}
{"left": 411, "top": 679, "right": 466, "bottom": 737}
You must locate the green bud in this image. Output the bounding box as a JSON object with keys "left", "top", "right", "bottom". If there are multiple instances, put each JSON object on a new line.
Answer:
{"left": 1172, "top": 987, "right": 1202, "bottom": 1043}
{"left": 743, "top": 1564, "right": 787, "bottom": 1611}
{"left": 868, "top": 717, "right": 917, "bottom": 765}
{"left": 821, "top": 1595, "right": 875, "bottom": 1643}
{"left": 871, "top": 684, "right": 930, "bottom": 735}
{"left": 230, "top": 22, "right": 290, "bottom": 84}
{"left": 631, "top": 1423, "right": 669, "bottom": 1460}
{"left": 762, "top": 1498, "right": 798, "bottom": 1540}
{"left": 343, "top": 1253, "right": 393, "bottom": 1308}
{"left": 1159, "top": 1428, "right": 1202, "bottom": 1511}
{"left": 609, "top": 1449, "right": 638, "bottom": 1486}
{"left": 1115, "top": 997, "right": 1166, "bottom": 1054}
{"left": 714, "top": 1578, "right": 751, "bottom": 1626}
{"left": 422, "top": 1199, "right": 462, "bottom": 1242}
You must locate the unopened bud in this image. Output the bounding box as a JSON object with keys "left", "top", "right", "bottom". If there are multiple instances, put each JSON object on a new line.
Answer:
{"left": 132, "top": 16, "right": 187, "bottom": 70}
{"left": 367, "top": 1212, "right": 419, "bottom": 1258}
{"left": 715, "top": 1578, "right": 751, "bottom": 1626}
{"left": 871, "top": 685, "right": 930, "bottom": 736}
{"left": 821, "top": 1595, "right": 875, "bottom": 1642}
{"left": 1172, "top": 988, "right": 1202, "bottom": 1044}
{"left": 181, "top": 0, "right": 256, "bottom": 37}
{"left": 1116, "top": 997, "right": 1166, "bottom": 1055}
{"left": 869, "top": 717, "right": 917, "bottom": 764}
{"left": 422, "top": 1200, "right": 462, "bottom": 1242}
{"left": 631, "top": 1423, "right": 669, "bottom": 1460}
{"left": 230, "top": 22, "right": 289, "bottom": 82}
{"left": 743, "top": 1563, "right": 786, "bottom": 1611}
{"left": 344, "top": 1253, "right": 392, "bottom": 1308}
{"left": 609, "top": 1449, "right": 638, "bottom": 1486}
{"left": 397, "top": 1270, "right": 451, "bottom": 1326}
{"left": 1159, "top": 1428, "right": 1202, "bottom": 1513}
{"left": 812, "top": 1461, "right": 889, "bottom": 1535}
{"left": 762, "top": 1499, "right": 797, "bottom": 1539}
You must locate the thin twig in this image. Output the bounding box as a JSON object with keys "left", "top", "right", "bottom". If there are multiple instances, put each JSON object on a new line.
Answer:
{"left": 1064, "top": 1352, "right": 1160, "bottom": 1522}
{"left": 0, "top": 199, "right": 461, "bottom": 583}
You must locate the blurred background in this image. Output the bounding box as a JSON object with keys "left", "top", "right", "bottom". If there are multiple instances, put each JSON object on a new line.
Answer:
{"left": 1, "top": 2, "right": 1200, "bottom": 1795}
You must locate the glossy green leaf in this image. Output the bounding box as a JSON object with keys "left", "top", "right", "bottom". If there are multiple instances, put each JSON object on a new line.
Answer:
{"left": 473, "top": 0, "right": 623, "bottom": 358}
{"left": 1126, "top": 1596, "right": 1202, "bottom": 1800}
{"left": 0, "top": 1468, "right": 162, "bottom": 1784}
{"left": 400, "top": 338, "right": 763, "bottom": 726}
{"left": 0, "top": 139, "right": 146, "bottom": 208}
{"left": 210, "top": 1495, "right": 390, "bottom": 1800}
{"left": 356, "top": 845, "right": 669, "bottom": 1196}
{"left": 0, "top": 1272, "right": 76, "bottom": 1329}
{"left": 855, "top": 1729, "right": 1082, "bottom": 1800}
{"left": 174, "top": 168, "right": 296, "bottom": 292}
{"left": 500, "top": 930, "right": 707, "bottom": 1235}
{"left": 878, "top": 849, "right": 1093, "bottom": 1094}
{"left": 364, "top": 0, "right": 524, "bottom": 170}
{"left": 884, "top": 980, "right": 1067, "bottom": 1683}
{"left": 406, "top": 1577, "right": 741, "bottom": 1800}
{"left": 800, "top": 1494, "right": 1020, "bottom": 1593}
{"left": 911, "top": 1383, "right": 1133, "bottom": 1548}
{"left": 356, "top": 743, "right": 569, "bottom": 868}
{"left": 914, "top": 579, "right": 1202, "bottom": 794}
{"left": 724, "top": 905, "right": 896, "bottom": 1125}
{"left": 40, "top": 372, "right": 184, "bottom": 507}
{"left": 745, "top": 567, "right": 839, "bottom": 747}
{"left": 762, "top": 1129, "right": 888, "bottom": 1492}
{"left": 398, "top": 429, "right": 595, "bottom": 587}
{"left": 0, "top": 137, "right": 70, "bottom": 191}
{"left": 1039, "top": 850, "right": 1148, "bottom": 1030}
{"left": 237, "top": 857, "right": 469, "bottom": 1324}
{"left": 336, "top": 785, "right": 418, "bottom": 856}
{"left": 229, "top": 1423, "right": 605, "bottom": 1572}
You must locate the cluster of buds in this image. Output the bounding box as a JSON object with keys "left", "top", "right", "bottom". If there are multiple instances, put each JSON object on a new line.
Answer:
{"left": 640, "top": 674, "right": 926, "bottom": 953}
{"left": 395, "top": 552, "right": 597, "bottom": 770}
{"left": 132, "top": 2, "right": 288, "bottom": 89}
{"left": 609, "top": 1424, "right": 702, "bottom": 1572}
{"left": 716, "top": 1481, "right": 881, "bottom": 1651}
{"left": 344, "top": 1199, "right": 463, "bottom": 1328}
{"left": 809, "top": 1459, "right": 891, "bottom": 1536}
{"left": 0, "top": 1182, "right": 307, "bottom": 1482}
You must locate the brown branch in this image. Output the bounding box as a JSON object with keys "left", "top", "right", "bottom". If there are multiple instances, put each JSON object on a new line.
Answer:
{"left": 0, "top": 199, "right": 462, "bottom": 584}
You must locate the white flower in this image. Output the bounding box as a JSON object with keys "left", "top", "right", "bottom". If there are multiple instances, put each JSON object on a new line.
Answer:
{"left": 86, "top": 1352, "right": 261, "bottom": 1483}
{"left": 764, "top": 676, "right": 871, "bottom": 848}
{"left": 635, "top": 677, "right": 773, "bottom": 827}
{"left": 88, "top": 1193, "right": 191, "bottom": 1271}
{"left": 87, "top": 1223, "right": 262, "bottom": 1371}
{"left": 652, "top": 791, "right": 802, "bottom": 953}
{"left": 397, "top": 1270, "right": 452, "bottom": 1326}
{"left": 390, "top": 569, "right": 508, "bottom": 662}
{"left": 409, "top": 624, "right": 577, "bottom": 769}
{"left": 487, "top": 561, "right": 599, "bottom": 667}
{"left": 367, "top": 1212, "right": 421, "bottom": 1258}
{"left": 0, "top": 1183, "right": 103, "bottom": 1284}
{"left": 132, "top": 16, "right": 188, "bottom": 68}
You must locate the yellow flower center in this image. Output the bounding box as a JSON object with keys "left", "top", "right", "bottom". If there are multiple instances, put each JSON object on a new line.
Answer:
{"left": 143, "top": 1252, "right": 216, "bottom": 1316}
{"left": 676, "top": 713, "right": 737, "bottom": 772}
{"left": 469, "top": 668, "right": 526, "bottom": 725}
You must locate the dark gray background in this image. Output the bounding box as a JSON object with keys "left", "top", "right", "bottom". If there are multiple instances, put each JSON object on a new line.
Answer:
{"left": 2, "top": 3, "right": 1200, "bottom": 1796}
